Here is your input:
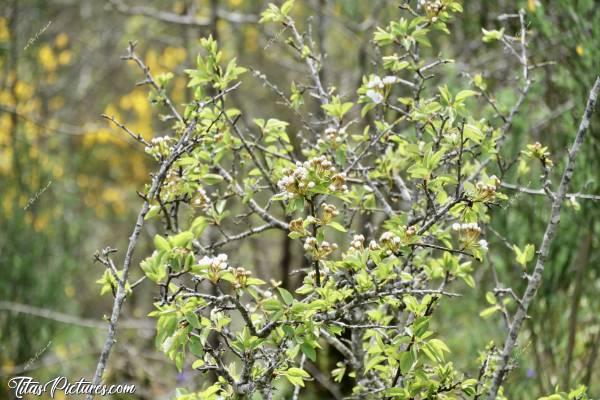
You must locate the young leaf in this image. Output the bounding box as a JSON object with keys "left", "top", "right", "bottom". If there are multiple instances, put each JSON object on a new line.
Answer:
{"left": 327, "top": 221, "right": 347, "bottom": 232}
{"left": 278, "top": 287, "right": 294, "bottom": 305}
{"left": 154, "top": 234, "right": 171, "bottom": 252}
{"left": 455, "top": 89, "right": 479, "bottom": 102}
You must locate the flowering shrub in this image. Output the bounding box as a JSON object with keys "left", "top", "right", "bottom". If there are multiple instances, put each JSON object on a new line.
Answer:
{"left": 90, "top": 1, "right": 600, "bottom": 399}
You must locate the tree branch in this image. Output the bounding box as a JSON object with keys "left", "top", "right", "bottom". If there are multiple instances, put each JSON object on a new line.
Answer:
{"left": 486, "top": 76, "right": 600, "bottom": 400}
{"left": 108, "top": 0, "right": 258, "bottom": 27}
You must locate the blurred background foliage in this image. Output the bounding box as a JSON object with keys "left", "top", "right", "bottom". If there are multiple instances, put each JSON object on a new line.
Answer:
{"left": 0, "top": 0, "right": 598, "bottom": 399}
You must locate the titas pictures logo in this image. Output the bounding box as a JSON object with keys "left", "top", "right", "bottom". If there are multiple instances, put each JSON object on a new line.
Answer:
{"left": 7, "top": 376, "right": 136, "bottom": 398}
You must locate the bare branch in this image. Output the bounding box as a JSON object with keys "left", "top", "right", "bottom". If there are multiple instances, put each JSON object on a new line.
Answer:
{"left": 500, "top": 182, "right": 600, "bottom": 201}
{"left": 122, "top": 41, "right": 184, "bottom": 124}
{"left": 0, "top": 301, "right": 152, "bottom": 330}
{"left": 101, "top": 114, "right": 150, "bottom": 147}
{"left": 108, "top": 0, "right": 258, "bottom": 27}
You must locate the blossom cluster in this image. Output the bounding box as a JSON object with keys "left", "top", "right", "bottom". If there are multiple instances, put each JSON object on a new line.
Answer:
{"left": 289, "top": 218, "right": 305, "bottom": 234}
{"left": 525, "top": 141, "right": 554, "bottom": 168}
{"left": 303, "top": 237, "right": 338, "bottom": 258}
{"left": 452, "top": 223, "right": 487, "bottom": 250}
{"left": 317, "top": 127, "right": 345, "bottom": 149}
{"left": 230, "top": 266, "right": 253, "bottom": 289}
{"left": 145, "top": 136, "right": 175, "bottom": 160}
{"left": 475, "top": 175, "right": 501, "bottom": 202}
{"left": 368, "top": 239, "right": 381, "bottom": 251}
{"left": 379, "top": 231, "right": 402, "bottom": 255}
{"left": 420, "top": 0, "right": 444, "bottom": 19}
{"left": 161, "top": 169, "right": 184, "bottom": 202}
{"left": 452, "top": 222, "right": 480, "bottom": 235}
{"left": 277, "top": 156, "right": 348, "bottom": 198}
{"left": 198, "top": 253, "right": 228, "bottom": 270}
{"left": 160, "top": 169, "right": 212, "bottom": 210}
{"left": 350, "top": 234, "right": 365, "bottom": 250}
{"left": 192, "top": 187, "right": 212, "bottom": 210}
{"left": 320, "top": 203, "right": 339, "bottom": 224}
{"left": 365, "top": 75, "right": 398, "bottom": 104}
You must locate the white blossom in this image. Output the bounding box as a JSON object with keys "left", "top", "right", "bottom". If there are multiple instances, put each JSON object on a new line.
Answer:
{"left": 383, "top": 75, "right": 398, "bottom": 85}
{"left": 199, "top": 254, "right": 229, "bottom": 270}
{"left": 366, "top": 89, "right": 384, "bottom": 104}
{"left": 366, "top": 76, "right": 384, "bottom": 89}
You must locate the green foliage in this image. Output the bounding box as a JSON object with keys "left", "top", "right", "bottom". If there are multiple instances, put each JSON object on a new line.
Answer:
{"left": 127, "top": 3, "right": 520, "bottom": 398}
{"left": 3, "top": 0, "right": 598, "bottom": 399}
{"left": 113, "top": 2, "right": 597, "bottom": 396}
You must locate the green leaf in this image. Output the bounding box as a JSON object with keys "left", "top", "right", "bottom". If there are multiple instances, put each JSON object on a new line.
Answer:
{"left": 322, "top": 96, "right": 354, "bottom": 120}
{"left": 198, "top": 383, "right": 222, "bottom": 398}
{"left": 455, "top": 89, "right": 479, "bottom": 102}
{"left": 288, "top": 231, "right": 304, "bottom": 239}
{"left": 284, "top": 375, "right": 305, "bottom": 387}
{"left": 145, "top": 205, "right": 161, "bottom": 220}
{"left": 262, "top": 298, "right": 283, "bottom": 312}
{"left": 170, "top": 231, "right": 194, "bottom": 248}
{"left": 327, "top": 221, "right": 347, "bottom": 232}
{"left": 479, "top": 305, "right": 500, "bottom": 318}
{"left": 514, "top": 244, "right": 536, "bottom": 268}
{"left": 429, "top": 338, "right": 450, "bottom": 354}
{"left": 282, "top": 367, "right": 310, "bottom": 387}
{"left": 281, "top": 0, "right": 295, "bottom": 15}
{"left": 154, "top": 235, "right": 171, "bottom": 252}
{"left": 301, "top": 342, "right": 317, "bottom": 362}
{"left": 365, "top": 355, "right": 386, "bottom": 372}
{"left": 174, "top": 348, "right": 185, "bottom": 372}
{"left": 185, "top": 311, "right": 201, "bottom": 329}
{"left": 400, "top": 349, "right": 417, "bottom": 373}
{"left": 278, "top": 287, "right": 294, "bottom": 305}
{"left": 439, "top": 85, "right": 452, "bottom": 104}
{"left": 287, "top": 367, "right": 310, "bottom": 378}
{"left": 247, "top": 277, "right": 266, "bottom": 286}
{"left": 385, "top": 387, "right": 407, "bottom": 398}
{"left": 485, "top": 291, "right": 497, "bottom": 305}
{"left": 482, "top": 28, "right": 505, "bottom": 43}
{"left": 462, "top": 274, "right": 475, "bottom": 288}
{"left": 191, "top": 216, "right": 208, "bottom": 237}
{"left": 332, "top": 364, "right": 346, "bottom": 383}
{"left": 202, "top": 174, "right": 224, "bottom": 185}
{"left": 189, "top": 337, "right": 204, "bottom": 357}
{"left": 463, "top": 124, "right": 484, "bottom": 143}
